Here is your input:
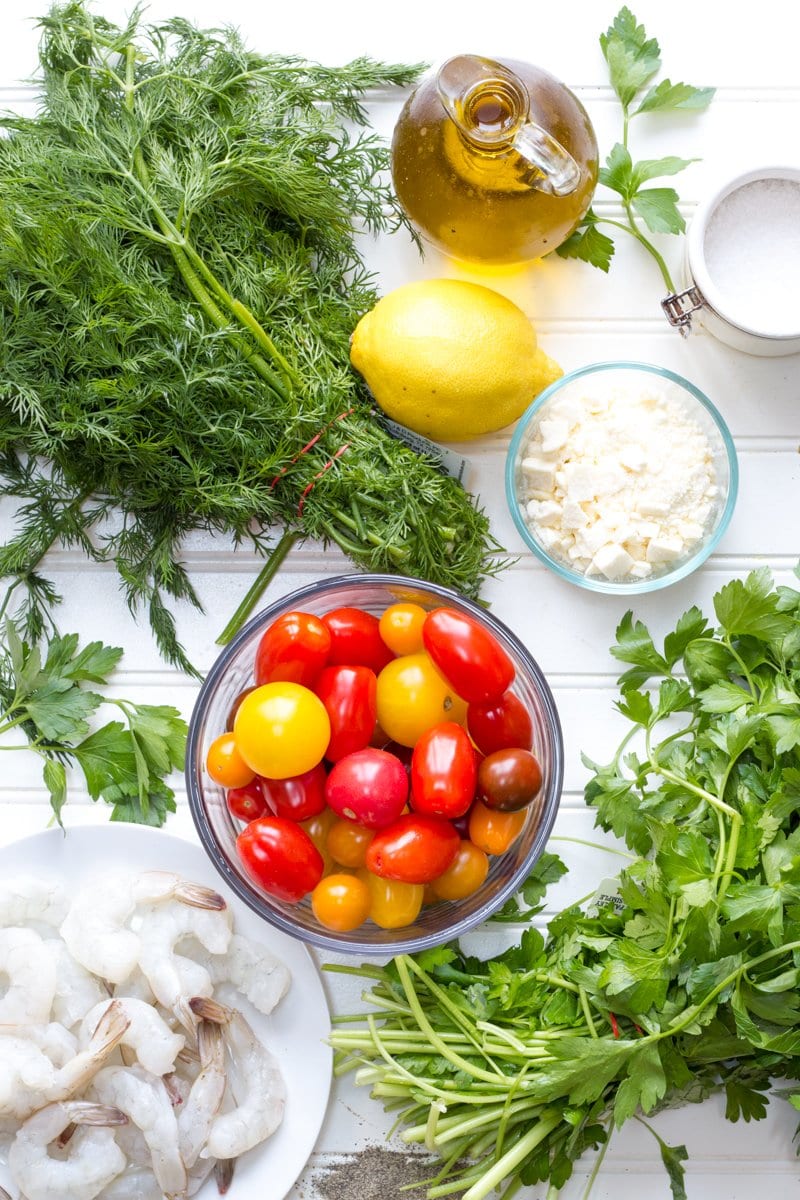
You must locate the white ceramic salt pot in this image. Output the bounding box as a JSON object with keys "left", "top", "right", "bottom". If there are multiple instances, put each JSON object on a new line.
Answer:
{"left": 662, "top": 165, "right": 800, "bottom": 357}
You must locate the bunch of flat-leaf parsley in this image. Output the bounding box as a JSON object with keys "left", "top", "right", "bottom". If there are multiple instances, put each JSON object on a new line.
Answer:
{"left": 0, "top": 619, "right": 186, "bottom": 825}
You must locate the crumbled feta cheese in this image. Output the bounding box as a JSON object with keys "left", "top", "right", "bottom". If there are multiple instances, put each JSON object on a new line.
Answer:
{"left": 516, "top": 376, "right": 720, "bottom": 583}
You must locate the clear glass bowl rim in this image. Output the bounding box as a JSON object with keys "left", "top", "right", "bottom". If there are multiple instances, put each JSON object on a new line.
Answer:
{"left": 185, "top": 572, "right": 565, "bottom": 954}
{"left": 504, "top": 360, "right": 739, "bottom": 594}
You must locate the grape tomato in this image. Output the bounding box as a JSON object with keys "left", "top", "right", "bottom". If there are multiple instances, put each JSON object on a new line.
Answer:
{"left": 325, "top": 747, "right": 408, "bottom": 829}
{"left": 423, "top": 608, "right": 514, "bottom": 705}
{"left": 301, "top": 808, "right": 337, "bottom": 876}
{"left": 254, "top": 611, "right": 330, "bottom": 688}
{"left": 468, "top": 800, "right": 527, "bottom": 856}
{"left": 236, "top": 816, "right": 324, "bottom": 903}
{"left": 410, "top": 722, "right": 476, "bottom": 819}
{"left": 357, "top": 870, "right": 424, "bottom": 929}
{"left": 261, "top": 762, "right": 327, "bottom": 822}
{"left": 467, "top": 691, "right": 533, "bottom": 756}
{"left": 322, "top": 608, "right": 394, "bottom": 673}
{"left": 315, "top": 665, "right": 377, "bottom": 762}
{"left": 365, "top": 814, "right": 460, "bottom": 884}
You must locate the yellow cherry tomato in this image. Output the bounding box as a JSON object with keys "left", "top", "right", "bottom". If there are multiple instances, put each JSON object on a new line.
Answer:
{"left": 206, "top": 733, "right": 255, "bottom": 788}
{"left": 431, "top": 839, "right": 490, "bottom": 900}
{"left": 379, "top": 603, "right": 427, "bottom": 656}
{"left": 357, "top": 869, "right": 424, "bottom": 929}
{"left": 468, "top": 800, "right": 527, "bottom": 856}
{"left": 376, "top": 653, "right": 467, "bottom": 748}
{"left": 327, "top": 818, "right": 374, "bottom": 869}
{"left": 233, "top": 683, "right": 330, "bottom": 779}
{"left": 312, "top": 873, "right": 371, "bottom": 932}
{"left": 301, "top": 808, "right": 338, "bottom": 877}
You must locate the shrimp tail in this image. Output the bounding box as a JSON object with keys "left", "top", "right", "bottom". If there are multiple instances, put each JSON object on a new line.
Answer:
{"left": 174, "top": 883, "right": 227, "bottom": 912}
{"left": 214, "top": 1158, "right": 235, "bottom": 1194}
{"left": 64, "top": 1101, "right": 129, "bottom": 1127}
{"left": 90, "top": 1000, "right": 132, "bottom": 1053}
{"left": 197, "top": 1020, "right": 225, "bottom": 1067}
{"left": 188, "top": 996, "right": 230, "bottom": 1025}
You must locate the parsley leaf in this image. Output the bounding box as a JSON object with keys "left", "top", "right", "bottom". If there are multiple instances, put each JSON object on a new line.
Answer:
{"left": 555, "top": 220, "right": 615, "bottom": 272}
{"left": 0, "top": 619, "right": 186, "bottom": 826}
{"left": 600, "top": 7, "right": 661, "bottom": 107}
{"left": 631, "top": 187, "right": 685, "bottom": 234}
{"left": 636, "top": 79, "right": 715, "bottom": 115}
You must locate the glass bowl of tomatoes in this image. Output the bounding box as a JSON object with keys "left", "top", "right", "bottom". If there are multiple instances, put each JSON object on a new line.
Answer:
{"left": 186, "top": 574, "right": 563, "bottom": 954}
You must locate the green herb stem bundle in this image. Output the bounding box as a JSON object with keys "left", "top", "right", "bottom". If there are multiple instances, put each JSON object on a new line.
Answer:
{"left": 0, "top": 3, "right": 501, "bottom": 672}
{"left": 334, "top": 567, "right": 800, "bottom": 1199}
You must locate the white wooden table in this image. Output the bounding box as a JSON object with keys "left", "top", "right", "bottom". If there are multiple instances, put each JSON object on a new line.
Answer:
{"left": 2, "top": 1, "right": 800, "bottom": 1195}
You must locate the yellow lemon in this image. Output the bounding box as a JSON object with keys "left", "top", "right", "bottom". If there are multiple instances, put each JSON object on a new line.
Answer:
{"left": 350, "top": 279, "right": 562, "bottom": 441}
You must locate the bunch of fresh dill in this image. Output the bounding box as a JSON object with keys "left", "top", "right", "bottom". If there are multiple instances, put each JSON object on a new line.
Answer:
{"left": 0, "top": 3, "right": 501, "bottom": 673}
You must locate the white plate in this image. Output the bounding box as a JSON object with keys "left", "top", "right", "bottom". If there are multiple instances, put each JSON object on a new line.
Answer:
{"left": 0, "top": 825, "right": 332, "bottom": 1200}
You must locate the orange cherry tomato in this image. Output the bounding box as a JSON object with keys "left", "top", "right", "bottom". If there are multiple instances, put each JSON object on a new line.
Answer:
{"left": 206, "top": 733, "right": 255, "bottom": 788}
{"left": 376, "top": 653, "right": 467, "bottom": 748}
{"left": 431, "top": 840, "right": 490, "bottom": 900}
{"left": 379, "top": 603, "right": 427, "bottom": 656}
{"left": 327, "top": 819, "right": 374, "bottom": 869}
{"left": 311, "top": 874, "right": 371, "bottom": 932}
{"left": 301, "top": 807, "right": 338, "bottom": 876}
{"left": 357, "top": 869, "right": 424, "bottom": 929}
{"left": 468, "top": 800, "right": 527, "bottom": 856}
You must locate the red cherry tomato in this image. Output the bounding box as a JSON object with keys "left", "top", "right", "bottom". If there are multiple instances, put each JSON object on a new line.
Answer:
{"left": 467, "top": 691, "right": 533, "bottom": 756}
{"left": 314, "top": 665, "right": 377, "bottom": 762}
{"left": 422, "top": 609, "right": 514, "bottom": 705}
{"left": 366, "top": 814, "right": 460, "bottom": 884}
{"left": 478, "top": 749, "right": 543, "bottom": 812}
{"left": 261, "top": 763, "right": 327, "bottom": 822}
{"left": 325, "top": 748, "right": 408, "bottom": 829}
{"left": 236, "top": 817, "right": 324, "bottom": 903}
{"left": 322, "top": 608, "right": 394, "bottom": 673}
{"left": 226, "top": 779, "right": 269, "bottom": 822}
{"left": 410, "top": 722, "right": 477, "bottom": 819}
{"left": 254, "top": 611, "right": 331, "bottom": 688}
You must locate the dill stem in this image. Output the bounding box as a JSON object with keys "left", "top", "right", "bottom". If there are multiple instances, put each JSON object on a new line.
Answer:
{"left": 215, "top": 530, "right": 300, "bottom": 645}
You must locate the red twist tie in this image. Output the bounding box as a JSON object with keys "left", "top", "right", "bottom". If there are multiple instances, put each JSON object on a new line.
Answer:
{"left": 269, "top": 409, "right": 354, "bottom": 491}
{"left": 608, "top": 1012, "right": 620, "bottom": 1039}
{"left": 298, "top": 443, "right": 351, "bottom": 516}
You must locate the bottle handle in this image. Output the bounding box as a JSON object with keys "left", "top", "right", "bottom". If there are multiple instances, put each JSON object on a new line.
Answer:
{"left": 436, "top": 54, "right": 581, "bottom": 197}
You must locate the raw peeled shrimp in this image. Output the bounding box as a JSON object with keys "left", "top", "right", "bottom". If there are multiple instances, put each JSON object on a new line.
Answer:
{"left": 0, "top": 926, "right": 58, "bottom": 1023}
{"left": 60, "top": 872, "right": 226, "bottom": 985}
{"left": 0, "top": 876, "right": 68, "bottom": 928}
{"left": 0, "top": 1021, "right": 77, "bottom": 1066}
{"left": 96, "top": 1170, "right": 163, "bottom": 1200}
{"left": 8, "top": 1101, "right": 128, "bottom": 1200}
{"left": 177, "top": 1019, "right": 226, "bottom": 1168}
{"left": 137, "top": 903, "right": 232, "bottom": 1010}
{"left": 180, "top": 932, "right": 291, "bottom": 1015}
{"left": 92, "top": 1065, "right": 186, "bottom": 1200}
{"left": 0, "top": 1001, "right": 130, "bottom": 1120}
{"left": 47, "top": 939, "right": 108, "bottom": 1029}
{"left": 79, "top": 999, "right": 185, "bottom": 1077}
{"left": 190, "top": 997, "right": 286, "bottom": 1160}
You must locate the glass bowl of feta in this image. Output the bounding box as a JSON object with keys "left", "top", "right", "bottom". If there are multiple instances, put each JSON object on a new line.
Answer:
{"left": 505, "top": 361, "right": 738, "bottom": 592}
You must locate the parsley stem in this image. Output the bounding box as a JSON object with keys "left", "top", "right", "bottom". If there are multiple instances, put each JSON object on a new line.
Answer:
{"left": 550, "top": 835, "right": 636, "bottom": 860}
{"left": 581, "top": 1123, "right": 611, "bottom": 1200}
{"left": 655, "top": 764, "right": 738, "bottom": 820}
{"left": 461, "top": 1110, "right": 562, "bottom": 1200}
{"left": 579, "top": 986, "right": 599, "bottom": 1038}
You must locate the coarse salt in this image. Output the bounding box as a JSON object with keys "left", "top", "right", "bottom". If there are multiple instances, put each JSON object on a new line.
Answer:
{"left": 516, "top": 377, "right": 720, "bottom": 582}
{"left": 703, "top": 178, "right": 800, "bottom": 335}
